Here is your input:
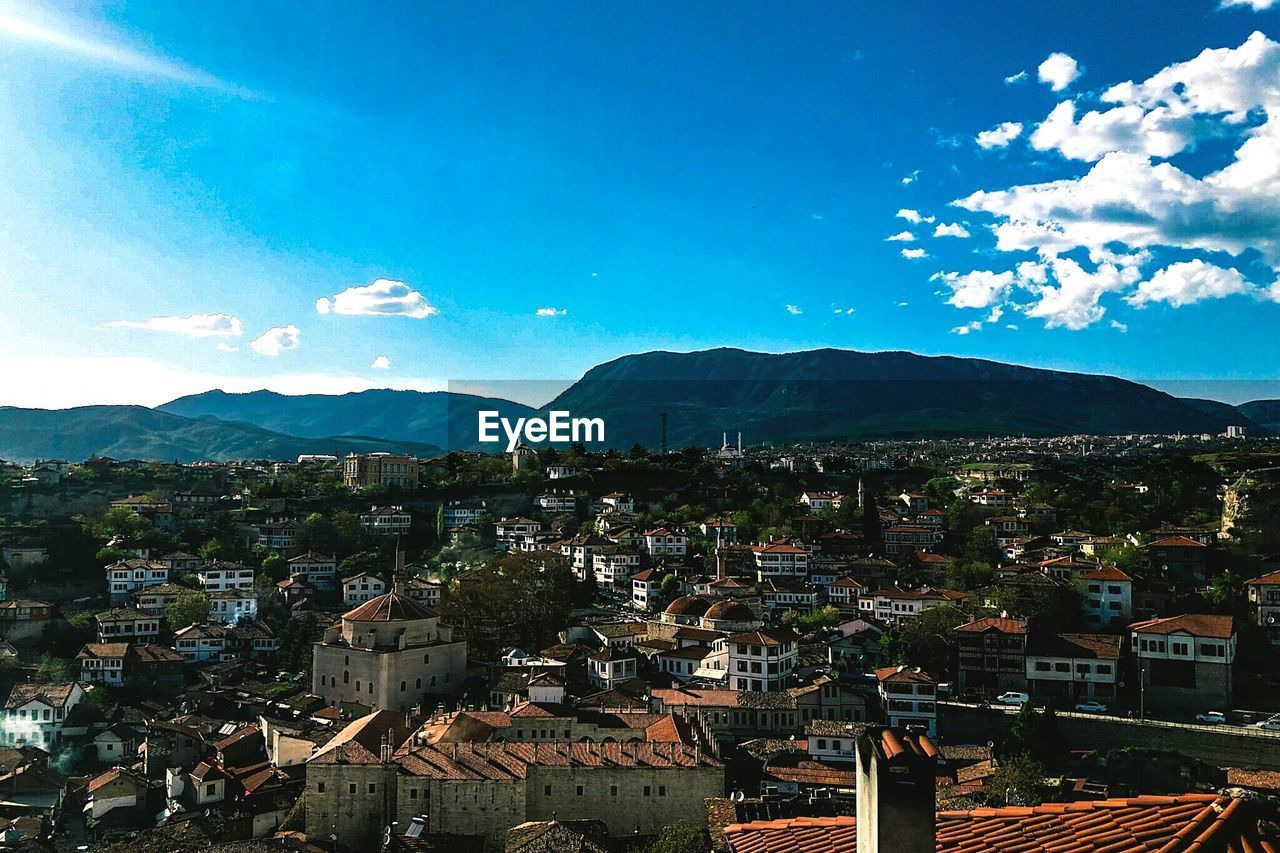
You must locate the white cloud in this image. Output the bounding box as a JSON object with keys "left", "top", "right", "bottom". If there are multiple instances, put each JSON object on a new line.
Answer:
{"left": 1110, "top": 320, "right": 1129, "bottom": 332}
{"left": 785, "top": 304, "right": 803, "bottom": 315}
{"left": 315, "top": 279, "right": 438, "bottom": 319}
{"left": 976, "top": 121, "right": 1024, "bottom": 149}
{"left": 215, "top": 342, "right": 238, "bottom": 353}
{"left": 952, "top": 320, "right": 984, "bottom": 335}
{"left": 1126, "top": 259, "right": 1252, "bottom": 307}
{"left": 897, "top": 301, "right": 909, "bottom": 307}
{"left": 1005, "top": 70, "right": 1029, "bottom": 85}
{"left": 1029, "top": 100, "right": 1201, "bottom": 162}
{"left": 1038, "top": 52, "right": 1082, "bottom": 91}
{"left": 1222, "top": 0, "right": 1277, "bottom": 9}
{"left": 535, "top": 307, "right": 567, "bottom": 316}
{"left": 901, "top": 170, "right": 921, "bottom": 185}
{"left": 109, "top": 313, "right": 242, "bottom": 338}
{"left": 886, "top": 231, "right": 916, "bottom": 242}
{"left": 1021, "top": 255, "right": 1145, "bottom": 330}
{"left": 371, "top": 355, "right": 391, "bottom": 369}
{"left": 900, "top": 248, "right": 928, "bottom": 259}
{"left": 933, "top": 222, "right": 971, "bottom": 238}
{"left": 0, "top": 6, "right": 256, "bottom": 97}
{"left": 249, "top": 325, "right": 300, "bottom": 357}
{"left": 932, "top": 270, "right": 1015, "bottom": 309}
{"left": 833, "top": 307, "right": 856, "bottom": 315}
{"left": 986, "top": 306, "right": 1004, "bottom": 323}
{"left": 896, "top": 209, "right": 935, "bottom": 224}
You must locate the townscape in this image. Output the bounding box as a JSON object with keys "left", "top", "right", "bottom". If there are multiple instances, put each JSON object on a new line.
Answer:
{"left": 0, "top": 427, "right": 1278, "bottom": 851}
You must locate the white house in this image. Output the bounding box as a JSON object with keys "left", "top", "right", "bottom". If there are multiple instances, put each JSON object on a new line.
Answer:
{"left": 752, "top": 542, "right": 809, "bottom": 580}
{"left": 360, "top": 505, "right": 412, "bottom": 536}
{"left": 104, "top": 559, "right": 169, "bottom": 605}
{"left": 874, "top": 665, "right": 937, "bottom": 737}
{"left": 77, "top": 642, "right": 128, "bottom": 686}
{"left": 2, "top": 682, "right": 86, "bottom": 747}
{"left": 209, "top": 589, "right": 258, "bottom": 624}
{"left": 198, "top": 562, "right": 255, "bottom": 593}
{"left": 644, "top": 527, "right": 689, "bottom": 557}
{"left": 343, "top": 572, "right": 386, "bottom": 606}
{"left": 287, "top": 552, "right": 337, "bottom": 591}
{"left": 728, "top": 628, "right": 798, "bottom": 693}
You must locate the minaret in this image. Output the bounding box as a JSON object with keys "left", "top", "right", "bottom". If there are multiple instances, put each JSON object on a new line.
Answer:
{"left": 715, "top": 520, "right": 726, "bottom": 580}
{"left": 857, "top": 476, "right": 865, "bottom": 510}
{"left": 737, "top": 432, "right": 742, "bottom": 454}
{"left": 393, "top": 540, "right": 407, "bottom": 596}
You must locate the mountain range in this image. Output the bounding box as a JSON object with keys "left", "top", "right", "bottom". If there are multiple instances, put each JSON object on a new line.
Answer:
{"left": 0, "top": 347, "right": 1273, "bottom": 462}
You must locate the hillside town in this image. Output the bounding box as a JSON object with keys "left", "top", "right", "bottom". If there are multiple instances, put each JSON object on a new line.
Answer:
{"left": 0, "top": 430, "right": 1276, "bottom": 851}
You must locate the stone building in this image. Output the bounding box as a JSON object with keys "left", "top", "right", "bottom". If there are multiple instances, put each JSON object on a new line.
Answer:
{"left": 306, "top": 710, "right": 724, "bottom": 849}
{"left": 312, "top": 555, "right": 467, "bottom": 713}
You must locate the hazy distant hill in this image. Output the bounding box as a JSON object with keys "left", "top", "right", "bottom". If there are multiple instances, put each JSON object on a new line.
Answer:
{"left": 0, "top": 348, "right": 1268, "bottom": 463}
{"left": 543, "top": 347, "right": 1267, "bottom": 447}
{"left": 0, "top": 406, "right": 440, "bottom": 464}
{"left": 1239, "top": 400, "right": 1280, "bottom": 432}
{"left": 158, "top": 389, "right": 535, "bottom": 451}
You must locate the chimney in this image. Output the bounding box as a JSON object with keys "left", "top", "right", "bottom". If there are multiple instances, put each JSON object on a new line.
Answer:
{"left": 856, "top": 727, "right": 939, "bottom": 853}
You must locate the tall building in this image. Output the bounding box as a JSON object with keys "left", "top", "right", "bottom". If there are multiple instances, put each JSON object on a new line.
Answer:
{"left": 312, "top": 553, "right": 467, "bottom": 713}
{"left": 342, "top": 452, "right": 420, "bottom": 490}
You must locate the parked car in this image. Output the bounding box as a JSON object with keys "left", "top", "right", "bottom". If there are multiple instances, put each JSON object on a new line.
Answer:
{"left": 1074, "top": 700, "right": 1107, "bottom": 713}
{"left": 996, "top": 691, "right": 1030, "bottom": 706}
{"left": 1195, "top": 711, "right": 1227, "bottom": 724}
{"left": 1256, "top": 716, "right": 1280, "bottom": 731}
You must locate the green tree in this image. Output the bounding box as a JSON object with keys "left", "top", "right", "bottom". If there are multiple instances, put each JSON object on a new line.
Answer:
{"left": 34, "top": 655, "right": 72, "bottom": 683}
{"left": 168, "top": 590, "right": 211, "bottom": 631}
{"left": 645, "top": 822, "right": 706, "bottom": 853}
{"left": 990, "top": 753, "right": 1047, "bottom": 806}
{"left": 261, "top": 552, "right": 288, "bottom": 583}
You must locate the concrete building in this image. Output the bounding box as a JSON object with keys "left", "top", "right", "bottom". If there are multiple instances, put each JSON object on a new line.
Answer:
{"left": 2, "top": 682, "right": 86, "bottom": 747}
{"left": 312, "top": 564, "right": 468, "bottom": 713}
{"left": 342, "top": 572, "right": 386, "bottom": 606}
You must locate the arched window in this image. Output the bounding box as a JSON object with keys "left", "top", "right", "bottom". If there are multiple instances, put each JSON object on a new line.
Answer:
{"left": 430, "top": 676, "right": 436, "bottom": 686}
{"left": 343, "top": 671, "right": 349, "bottom": 684}
{"left": 416, "top": 679, "right": 421, "bottom": 689}
{"left": 401, "top": 681, "right": 407, "bottom": 692}
{"left": 355, "top": 680, "right": 361, "bottom": 692}
{"left": 368, "top": 682, "right": 373, "bottom": 694}
{"left": 423, "top": 653, "right": 430, "bottom": 664}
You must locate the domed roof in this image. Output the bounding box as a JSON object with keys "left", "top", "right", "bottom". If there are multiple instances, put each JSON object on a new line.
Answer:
{"left": 664, "top": 595, "right": 710, "bottom": 617}
{"left": 344, "top": 592, "right": 435, "bottom": 622}
{"left": 704, "top": 599, "right": 754, "bottom": 622}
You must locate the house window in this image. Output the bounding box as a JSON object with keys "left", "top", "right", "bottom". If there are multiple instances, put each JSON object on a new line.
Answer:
{"left": 349, "top": 783, "right": 357, "bottom": 794}
{"left": 368, "top": 784, "right": 376, "bottom": 794}
{"left": 659, "top": 785, "right": 667, "bottom": 796}
{"left": 576, "top": 785, "right": 584, "bottom": 796}
{"left": 610, "top": 785, "right": 618, "bottom": 797}
{"left": 206, "top": 784, "right": 216, "bottom": 795}
{"left": 317, "top": 782, "right": 325, "bottom": 793}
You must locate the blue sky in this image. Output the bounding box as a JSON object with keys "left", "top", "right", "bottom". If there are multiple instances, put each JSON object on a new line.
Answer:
{"left": 2, "top": 0, "right": 1279, "bottom": 407}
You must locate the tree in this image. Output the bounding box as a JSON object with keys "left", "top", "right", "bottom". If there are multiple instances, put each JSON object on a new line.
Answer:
{"left": 294, "top": 513, "right": 339, "bottom": 555}
{"left": 645, "top": 822, "right": 706, "bottom": 853}
{"left": 168, "top": 590, "right": 210, "bottom": 631}
{"left": 34, "top": 655, "right": 71, "bottom": 683}
{"left": 659, "top": 573, "right": 682, "bottom": 607}
{"left": 990, "top": 753, "right": 1047, "bottom": 806}
{"left": 261, "top": 552, "right": 288, "bottom": 583}
{"left": 861, "top": 496, "right": 881, "bottom": 551}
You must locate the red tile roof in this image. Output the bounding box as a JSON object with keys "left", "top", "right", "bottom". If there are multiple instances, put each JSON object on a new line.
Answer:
{"left": 343, "top": 591, "right": 435, "bottom": 622}
{"left": 1129, "top": 613, "right": 1234, "bottom": 639}
{"left": 1081, "top": 565, "right": 1134, "bottom": 582}
{"left": 723, "top": 794, "right": 1280, "bottom": 853}
{"left": 1148, "top": 535, "right": 1208, "bottom": 548}
{"left": 954, "top": 617, "right": 1027, "bottom": 635}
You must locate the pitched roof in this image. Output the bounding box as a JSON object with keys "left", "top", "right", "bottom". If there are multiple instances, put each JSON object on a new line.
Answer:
{"left": 1129, "top": 613, "right": 1234, "bottom": 639}
{"left": 4, "top": 683, "right": 78, "bottom": 710}
{"left": 1148, "top": 535, "right": 1208, "bottom": 548}
{"left": 954, "top": 617, "right": 1027, "bottom": 635}
{"left": 395, "top": 740, "right": 719, "bottom": 780}
{"left": 310, "top": 709, "right": 420, "bottom": 765}
{"left": 722, "top": 794, "right": 1280, "bottom": 853}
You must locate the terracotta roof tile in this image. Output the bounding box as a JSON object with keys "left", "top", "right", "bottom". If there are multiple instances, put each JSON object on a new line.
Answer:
{"left": 723, "top": 794, "right": 1280, "bottom": 853}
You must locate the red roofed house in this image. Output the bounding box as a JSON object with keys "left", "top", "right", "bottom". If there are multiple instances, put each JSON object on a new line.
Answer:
{"left": 1147, "top": 536, "right": 1209, "bottom": 585}
{"left": 952, "top": 617, "right": 1028, "bottom": 696}
{"left": 1130, "top": 614, "right": 1235, "bottom": 712}
{"left": 1245, "top": 569, "right": 1280, "bottom": 646}
{"left": 1081, "top": 565, "right": 1134, "bottom": 628}
{"left": 875, "top": 666, "right": 937, "bottom": 737}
